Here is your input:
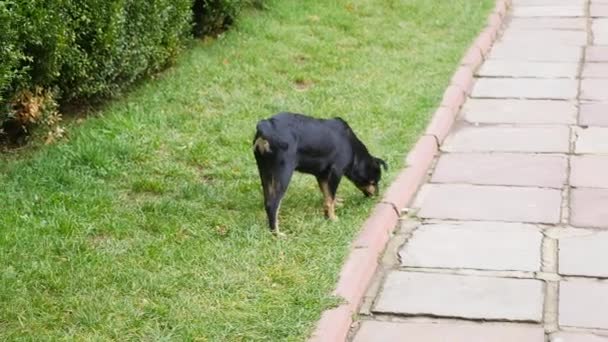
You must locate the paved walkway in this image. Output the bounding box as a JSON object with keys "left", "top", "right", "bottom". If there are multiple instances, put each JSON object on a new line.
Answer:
{"left": 351, "top": 0, "right": 608, "bottom": 341}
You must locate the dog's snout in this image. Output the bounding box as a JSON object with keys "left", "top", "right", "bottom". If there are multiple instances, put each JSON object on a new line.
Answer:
{"left": 360, "top": 184, "right": 378, "bottom": 197}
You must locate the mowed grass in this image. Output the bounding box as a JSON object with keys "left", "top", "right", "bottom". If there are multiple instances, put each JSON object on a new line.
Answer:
{"left": 0, "top": 0, "right": 492, "bottom": 340}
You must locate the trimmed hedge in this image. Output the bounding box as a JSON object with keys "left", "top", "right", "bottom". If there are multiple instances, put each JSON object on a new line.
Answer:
{"left": 0, "top": 0, "right": 254, "bottom": 144}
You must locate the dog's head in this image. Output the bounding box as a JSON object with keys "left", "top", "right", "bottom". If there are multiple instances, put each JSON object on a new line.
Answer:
{"left": 350, "top": 156, "right": 388, "bottom": 197}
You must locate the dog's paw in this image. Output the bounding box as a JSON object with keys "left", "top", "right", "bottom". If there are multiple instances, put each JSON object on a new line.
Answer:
{"left": 335, "top": 197, "right": 344, "bottom": 207}
{"left": 273, "top": 231, "right": 287, "bottom": 239}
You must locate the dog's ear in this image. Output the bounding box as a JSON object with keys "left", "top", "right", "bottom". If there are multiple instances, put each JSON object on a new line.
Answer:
{"left": 375, "top": 158, "right": 388, "bottom": 171}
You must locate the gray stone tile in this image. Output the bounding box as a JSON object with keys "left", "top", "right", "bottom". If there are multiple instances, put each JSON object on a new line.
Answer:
{"left": 513, "top": 0, "right": 584, "bottom": 5}
{"left": 593, "top": 19, "right": 608, "bottom": 44}
{"left": 500, "top": 30, "right": 587, "bottom": 46}
{"left": 581, "top": 79, "right": 608, "bottom": 101}
{"left": 574, "top": 127, "right": 608, "bottom": 154}
{"left": 560, "top": 279, "right": 608, "bottom": 329}
{"left": 592, "top": 4, "right": 608, "bottom": 17}
{"left": 374, "top": 271, "right": 544, "bottom": 321}
{"left": 433, "top": 153, "right": 567, "bottom": 188}
{"left": 582, "top": 63, "right": 608, "bottom": 78}
{"left": 559, "top": 230, "right": 608, "bottom": 277}
{"left": 580, "top": 103, "right": 608, "bottom": 126}
{"left": 478, "top": 61, "right": 578, "bottom": 78}
{"left": 354, "top": 321, "right": 545, "bottom": 342}
{"left": 570, "top": 155, "right": 608, "bottom": 188}
{"left": 489, "top": 43, "right": 582, "bottom": 62}
{"left": 400, "top": 222, "right": 542, "bottom": 271}
{"left": 443, "top": 125, "right": 570, "bottom": 153}
{"left": 509, "top": 18, "right": 586, "bottom": 30}
{"left": 551, "top": 332, "right": 608, "bottom": 342}
{"left": 463, "top": 99, "right": 576, "bottom": 125}
{"left": 570, "top": 188, "right": 608, "bottom": 229}
{"left": 472, "top": 78, "right": 578, "bottom": 99}
{"left": 415, "top": 184, "right": 562, "bottom": 224}
{"left": 587, "top": 46, "right": 608, "bottom": 62}
{"left": 512, "top": 6, "right": 585, "bottom": 17}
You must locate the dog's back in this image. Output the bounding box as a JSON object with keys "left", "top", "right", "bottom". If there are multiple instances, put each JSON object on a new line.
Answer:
{"left": 253, "top": 112, "right": 355, "bottom": 158}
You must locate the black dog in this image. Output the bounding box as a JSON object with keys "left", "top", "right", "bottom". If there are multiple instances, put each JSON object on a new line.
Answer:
{"left": 253, "top": 112, "right": 387, "bottom": 234}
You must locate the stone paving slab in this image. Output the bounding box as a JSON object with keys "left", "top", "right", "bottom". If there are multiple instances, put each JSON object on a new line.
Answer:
{"left": 415, "top": 184, "right": 562, "bottom": 223}
{"left": 432, "top": 153, "right": 568, "bottom": 188}
{"left": 574, "top": 127, "right": 608, "bottom": 154}
{"left": 489, "top": 43, "right": 583, "bottom": 62}
{"left": 509, "top": 18, "right": 586, "bottom": 30}
{"left": 559, "top": 230, "right": 608, "bottom": 277}
{"left": 478, "top": 61, "right": 578, "bottom": 78}
{"left": 581, "top": 79, "right": 608, "bottom": 101}
{"left": 587, "top": 46, "right": 608, "bottom": 62}
{"left": 570, "top": 155, "right": 608, "bottom": 188}
{"left": 570, "top": 188, "right": 608, "bottom": 228}
{"left": 500, "top": 30, "right": 587, "bottom": 46}
{"left": 593, "top": 19, "right": 608, "bottom": 45}
{"left": 399, "top": 222, "right": 542, "bottom": 271}
{"left": 582, "top": 63, "right": 608, "bottom": 78}
{"left": 373, "top": 272, "right": 544, "bottom": 322}
{"left": 513, "top": 0, "right": 584, "bottom": 4}
{"left": 512, "top": 6, "right": 585, "bottom": 17}
{"left": 580, "top": 102, "right": 608, "bottom": 126}
{"left": 513, "top": 0, "right": 584, "bottom": 5}
{"left": 592, "top": 4, "right": 608, "bottom": 17}
{"left": 472, "top": 78, "right": 578, "bottom": 99}
{"left": 462, "top": 99, "right": 577, "bottom": 125}
{"left": 443, "top": 125, "right": 570, "bottom": 153}
{"left": 354, "top": 321, "right": 545, "bottom": 342}
{"left": 551, "top": 332, "right": 608, "bottom": 342}
{"left": 560, "top": 279, "right": 608, "bottom": 329}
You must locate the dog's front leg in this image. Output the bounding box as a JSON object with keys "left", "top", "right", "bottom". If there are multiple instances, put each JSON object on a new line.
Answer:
{"left": 317, "top": 174, "right": 342, "bottom": 221}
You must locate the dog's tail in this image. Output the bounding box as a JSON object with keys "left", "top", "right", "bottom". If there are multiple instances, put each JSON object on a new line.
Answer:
{"left": 253, "top": 119, "right": 286, "bottom": 154}
{"left": 253, "top": 120, "right": 273, "bottom": 154}
{"left": 253, "top": 136, "right": 272, "bottom": 154}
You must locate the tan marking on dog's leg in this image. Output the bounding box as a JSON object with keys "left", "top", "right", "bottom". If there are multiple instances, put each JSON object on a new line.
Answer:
{"left": 327, "top": 200, "right": 337, "bottom": 221}
{"left": 273, "top": 201, "right": 286, "bottom": 238}
{"left": 268, "top": 177, "right": 276, "bottom": 198}
{"left": 319, "top": 180, "right": 337, "bottom": 221}
{"left": 262, "top": 176, "right": 277, "bottom": 200}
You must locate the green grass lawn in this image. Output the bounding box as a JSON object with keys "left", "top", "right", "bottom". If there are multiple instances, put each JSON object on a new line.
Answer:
{"left": 0, "top": 0, "right": 492, "bottom": 340}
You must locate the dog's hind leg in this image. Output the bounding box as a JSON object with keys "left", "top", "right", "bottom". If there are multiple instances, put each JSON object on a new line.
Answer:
{"left": 266, "top": 166, "right": 294, "bottom": 236}
{"left": 255, "top": 154, "right": 294, "bottom": 236}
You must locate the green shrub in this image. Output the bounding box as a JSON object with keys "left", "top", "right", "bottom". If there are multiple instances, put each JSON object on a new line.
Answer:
{"left": 57, "top": 0, "right": 193, "bottom": 101}
{"left": 0, "top": 0, "right": 258, "bottom": 145}
{"left": 192, "top": 0, "right": 266, "bottom": 37}
{"left": 192, "top": 0, "right": 247, "bottom": 37}
{"left": 0, "top": 1, "right": 26, "bottom": 106}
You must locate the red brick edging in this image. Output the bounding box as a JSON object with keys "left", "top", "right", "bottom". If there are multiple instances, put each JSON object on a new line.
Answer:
{"left": 308, "top": 1, "right": 511, "bottom": 340}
